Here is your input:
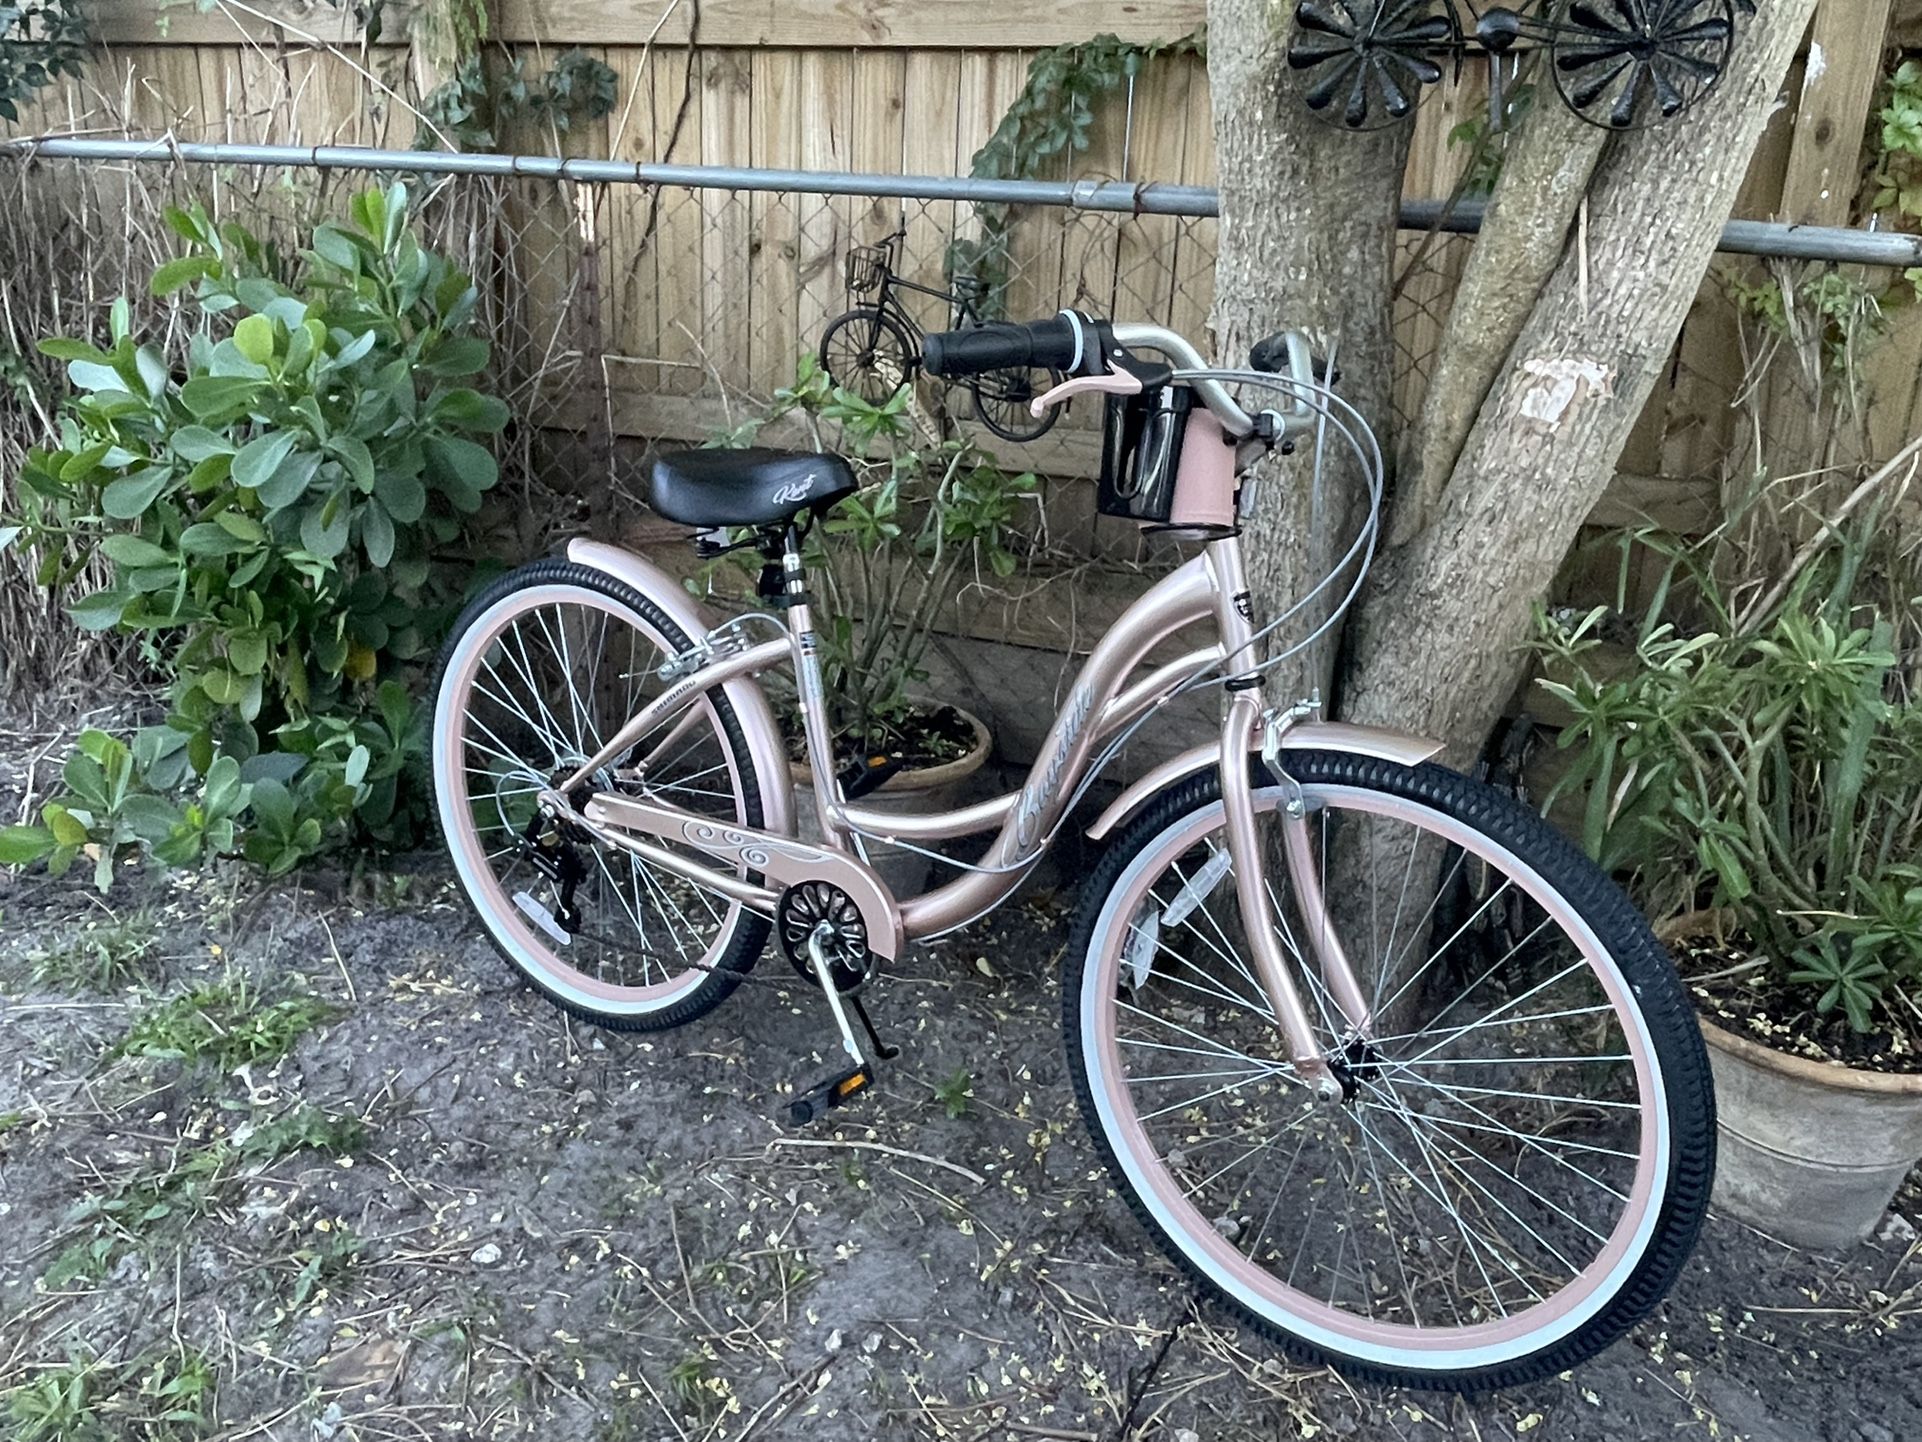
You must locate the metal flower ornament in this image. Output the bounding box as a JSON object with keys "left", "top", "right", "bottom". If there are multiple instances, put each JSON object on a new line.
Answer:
{"left": 1285, "top": 0, "right": 1756, "bottom": 132}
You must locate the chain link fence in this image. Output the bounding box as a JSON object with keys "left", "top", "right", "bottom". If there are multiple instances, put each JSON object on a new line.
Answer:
{"left": 4, "top": 141, "right": 1917, "bottom": 727}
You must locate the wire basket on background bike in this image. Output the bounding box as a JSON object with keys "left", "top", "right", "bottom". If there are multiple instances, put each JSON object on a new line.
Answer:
{"left": 846, "top": 243, "right": 890, "bottom": 295}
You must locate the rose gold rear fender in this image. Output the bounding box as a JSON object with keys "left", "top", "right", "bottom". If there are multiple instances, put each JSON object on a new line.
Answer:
{"left": 1084, "top": 721, "right": 1445, "bottom": 842}
{"left": 565, "top": 538, "right": 793, "bottom": 840}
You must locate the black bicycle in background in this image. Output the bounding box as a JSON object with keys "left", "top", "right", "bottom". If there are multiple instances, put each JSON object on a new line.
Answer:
{"left": 818, "top": 225, "right": 1061, "bottom": 443}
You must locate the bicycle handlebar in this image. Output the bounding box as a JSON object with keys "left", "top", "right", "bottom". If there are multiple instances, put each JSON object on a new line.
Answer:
{"left": 921, "top": 311, "right": 1262, "bottom": 440}
{"left": 921, "top": 313, "right": 1092, "bottom": 379}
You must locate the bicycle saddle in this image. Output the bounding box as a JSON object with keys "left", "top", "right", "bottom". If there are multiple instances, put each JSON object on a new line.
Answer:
{"left": 646, "top": 448, "right": 857, "bottom": 529}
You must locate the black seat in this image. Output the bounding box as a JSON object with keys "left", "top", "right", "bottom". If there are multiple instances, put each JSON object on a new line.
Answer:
{"left": 646, "top": 448, "right": 857, "bottom": 529}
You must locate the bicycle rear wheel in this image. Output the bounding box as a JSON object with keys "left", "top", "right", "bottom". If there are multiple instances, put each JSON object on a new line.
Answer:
{"left": 431, "top": 560, "right": 772, "bottom": 1030}
{"left": 1064, "top": 753, "right": 1713, "bottom": 1389}
{"left": 971, "top": 366, "right": 1060, "bottom": 442}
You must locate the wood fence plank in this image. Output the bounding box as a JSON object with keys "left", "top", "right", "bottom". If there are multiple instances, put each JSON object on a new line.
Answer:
{"left": 603, "top": 44, "right": 661, "bottom": 392}
{"left": 1779, "top": 0, "right": 1896, "bottom": 225}
{"left": 651, "top": 47, "right": 706, "bottom": 397}
{"left": 749, "top": 49, "right": 802, "bottom": 395}
{"left": 700, "top": 50, "right": 754, "bottom": 405}
{"left": 899, "top": 51, "right": 963, "bottom": 315}
{"left": 103, "top": 0, "right": 1210, "bottom": 48}
{"left": 796, "top": 51, "right": 854, "bottom": 374}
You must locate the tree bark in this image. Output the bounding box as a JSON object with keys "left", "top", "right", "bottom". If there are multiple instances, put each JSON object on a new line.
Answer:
{"left": 1207, "top": 0, "right": 1409, "bottom": 703}
{"left": 1340, "top": 0, "right": 1820, "bottom": 762}
{"left": 1390, "top": 96, "right": 1608, "bottom": 546}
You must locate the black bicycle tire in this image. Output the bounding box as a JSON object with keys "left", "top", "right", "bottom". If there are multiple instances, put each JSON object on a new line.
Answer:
{"left": 1061, "top": 751, "right": 1715, "bottom": 1391}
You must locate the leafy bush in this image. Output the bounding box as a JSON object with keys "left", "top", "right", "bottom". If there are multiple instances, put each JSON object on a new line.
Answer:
{"left": 1535, "top": 502, "right": 1922, "bottom": 1033}
{"left": 0, "top": 182, "right": 503, "bottom": 884}
{"left": 706, "top": 359, "right": 1036, "bottom": 755}
{"left": 0, "top": 0, "right": 90, "bottom": 122}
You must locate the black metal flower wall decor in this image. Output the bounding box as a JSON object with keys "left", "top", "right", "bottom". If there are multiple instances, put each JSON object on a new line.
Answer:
{"left": 1285, "top": 0, "right": 1756, "bottom": 133}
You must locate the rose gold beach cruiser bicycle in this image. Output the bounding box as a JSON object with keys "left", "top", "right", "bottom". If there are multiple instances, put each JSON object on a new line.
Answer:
{"left": 430, "top": 312, "right": 1714, "bottom": 1389}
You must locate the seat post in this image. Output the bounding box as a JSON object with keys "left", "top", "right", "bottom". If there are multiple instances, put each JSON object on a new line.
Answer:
{"left": 780, "top": 521, "right": 852, "bottom": 850}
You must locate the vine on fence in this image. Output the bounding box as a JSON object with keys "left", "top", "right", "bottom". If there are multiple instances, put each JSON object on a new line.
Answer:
{"left": 948, "top": 29, "right": 1205, "bottom": 314}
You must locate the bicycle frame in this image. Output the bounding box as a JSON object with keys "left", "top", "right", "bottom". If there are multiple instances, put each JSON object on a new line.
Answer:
{"left": 548, "top": 510, "right": 1442, "bottom": 1087}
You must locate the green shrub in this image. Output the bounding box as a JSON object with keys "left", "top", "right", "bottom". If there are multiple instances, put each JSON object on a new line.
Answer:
{"left": 1, "top": 182, "right": 503, "bottom": 884}
{"left": 0, "top": 1, "right": 90, "bottom": 123}
{"left": 1535, "top": 508, "right": 1922, "bottom": 1033}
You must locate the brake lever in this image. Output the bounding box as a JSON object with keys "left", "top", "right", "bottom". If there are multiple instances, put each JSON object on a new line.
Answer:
{"left": 1027, "top": 363, "right": 1144, "bottom": 418}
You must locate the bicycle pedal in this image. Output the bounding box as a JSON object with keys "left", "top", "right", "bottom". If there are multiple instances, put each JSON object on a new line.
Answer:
{"left": 786, "top": 1064, "right": 875, "bottom": 1127}
{"left": 838, "top": 752, "right": 903, "bottom": 800}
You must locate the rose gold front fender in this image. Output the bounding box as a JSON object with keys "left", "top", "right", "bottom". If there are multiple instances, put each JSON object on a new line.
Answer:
{"left": 566, "top": 538, "right": 794, "bottom": 840}
{"left": 1084, "top": 720, "right": 1445, "bottom": 842}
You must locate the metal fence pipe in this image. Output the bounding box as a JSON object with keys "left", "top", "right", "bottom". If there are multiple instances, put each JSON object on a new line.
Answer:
{"left": 8, "top": 135, "right": 1922, "bottom": 269}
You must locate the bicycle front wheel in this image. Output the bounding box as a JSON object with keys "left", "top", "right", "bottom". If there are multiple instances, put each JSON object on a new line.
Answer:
{"left": 1064, "top": 753, "right": 1713, "bottom": 1390}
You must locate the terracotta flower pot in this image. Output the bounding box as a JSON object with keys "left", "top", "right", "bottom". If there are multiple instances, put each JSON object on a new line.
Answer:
{"left": 1664, "top": 913, "right": 1922, "bottom": 1249}
{"left": 789, "top": 705, "right": 993, "bottom": 897}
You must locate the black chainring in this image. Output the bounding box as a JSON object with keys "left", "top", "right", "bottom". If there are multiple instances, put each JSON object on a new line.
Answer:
{"left": 777, "top": 880, "right": 873, "bottom": 993}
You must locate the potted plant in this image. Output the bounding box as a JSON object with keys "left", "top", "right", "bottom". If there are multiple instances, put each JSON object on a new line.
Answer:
{"left": 1533, "top": 474, "right": 1922, "bottom": 1248}
{"left": 696, "top": 359, "right": 1038, "bottom": 891}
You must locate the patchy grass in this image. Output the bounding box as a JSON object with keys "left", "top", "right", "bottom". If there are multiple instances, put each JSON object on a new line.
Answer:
{"left": 42, "top": 1101, "right": 366, "bottom": 1290}
{"left": 4, "top": 1343, "right": 217, "bottom": 1441}
{"left": 28, "top": 910, "right": 159, "bottom": 991}
{"left": 111, "top": 976, "right": 335, "bottom": 1071}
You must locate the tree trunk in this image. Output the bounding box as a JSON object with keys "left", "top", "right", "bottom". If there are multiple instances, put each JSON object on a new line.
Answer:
{"left": 1207, "top": 0, "right": 1409, "bottom": 703}
{"left": 1340, "top": 0, "right": 1820, "bottom": 761}
{"left": 1390, "top": 97, "right": 1608, "bottom": 546}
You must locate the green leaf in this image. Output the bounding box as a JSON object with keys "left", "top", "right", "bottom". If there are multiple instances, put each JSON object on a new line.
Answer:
{"left": 254, "top": 449, "right": 322, "bottom": 509}
{"left": 425, "top": 436, "right": 497, "bottom": 511}
{"left": 424, "top": 335, "right": 490, "bottom": 377}
{"left": 300, "top": 497, "right": 352, "bottom": 560}
{"left": 0, "top": 825, "right": 55, "bottom": 865}
{"left": 68, "top": 588, "right": 131, "bottom": 631}
{"left": 231, "top": 430, "right": 295, "bottom": 492}
{"left": 178, "top": 523, "right": 255, "bottom": 558}
{"left": 179, "top": 376, "right": 264, "bottom": 421}
{"left": 68, "top": 359, "right": 128, "bottom": 394}
{"left": 372, "top": 467, "right": 425, "bottom": 523}
{"left": 312, "top": 223, "right": 361, "bottom": 271}
{"left": 43, "top": 803, "right": 90, "bottom": 847}
{"left": 214, "top": 510, "right": 268, "bottom": 544}
{"left": 361, "top": 500, "right": 396, "bottom": 567}
{"left": 170, "top": 426, "right": 236, "bottom": 464}
{"left": 430, "top": 389, "right": 509, "bottom": 432}
{"left": 100, "top": 468, "right": 174, "bottom": 519}
{"left": 233, "top": 314, "right": 277, "bottom": 366}
{"left": 227, "top": 631, "right": 269, "bottom": 675}
{"left": 152, "top": 255, "right": 213, "bottom": 296}
{"left": 330, "top": 435, "right": 376, "bottom": 493}
{"left": 98, "top": 534, "right": 172, "bottom": 569}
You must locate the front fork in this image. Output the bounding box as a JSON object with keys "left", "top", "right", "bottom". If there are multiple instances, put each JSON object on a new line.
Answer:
{"left": 1205, "top": 539, "right": 1372, "bottom": 1096}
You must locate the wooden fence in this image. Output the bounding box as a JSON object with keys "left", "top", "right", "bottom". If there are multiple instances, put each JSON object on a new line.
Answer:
{"left": 9, "top": 1, "right": 1922, "bottom": 549}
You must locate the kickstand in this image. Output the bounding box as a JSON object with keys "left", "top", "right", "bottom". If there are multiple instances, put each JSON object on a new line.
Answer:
{"left": 850, "top": 995, "right": 899, "bottom": 1061}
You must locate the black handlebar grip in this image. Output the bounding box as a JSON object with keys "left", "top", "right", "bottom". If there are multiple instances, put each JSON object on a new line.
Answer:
{"left": 922, "top": 314, "right": 1090, "bottom": 379}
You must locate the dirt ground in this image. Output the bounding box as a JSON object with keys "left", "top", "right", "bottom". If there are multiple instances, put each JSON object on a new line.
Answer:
{"left": 3, "top": 788, "right": 1921, "bottom": 1440}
